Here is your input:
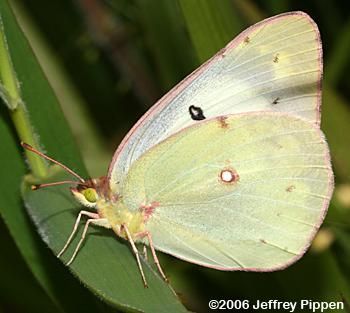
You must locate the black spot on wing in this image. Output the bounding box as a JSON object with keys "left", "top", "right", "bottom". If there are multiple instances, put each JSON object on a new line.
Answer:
{"left": 272, "top": 97, "right": 280, "bottom": 105}
{"left": 273, "top": 53, "right": 279, "bottom": 63}
{"left": 189, "top": 105, "right": 206, "bottom": 121}
{"left": 286, "top": 185, "right": 296, "bottom": 192}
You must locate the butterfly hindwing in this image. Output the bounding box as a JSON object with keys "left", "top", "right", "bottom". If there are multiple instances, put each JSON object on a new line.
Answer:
{"left": 122, "top": 113, "right": 333, "bottom": 270}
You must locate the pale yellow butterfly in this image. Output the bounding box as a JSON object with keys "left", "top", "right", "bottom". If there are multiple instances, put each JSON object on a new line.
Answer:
{"left": 23, "top": 11, "right": 333, "bottom": 287}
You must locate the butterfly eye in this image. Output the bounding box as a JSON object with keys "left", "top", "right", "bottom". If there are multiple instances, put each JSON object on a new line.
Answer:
{"left": 82, "top": 188, "right": 98, "bottom": 203}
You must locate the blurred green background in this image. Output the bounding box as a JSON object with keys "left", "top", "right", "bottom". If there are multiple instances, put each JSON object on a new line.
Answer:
{"left": 1, "top": 0, "right": 350, "bottom": 312}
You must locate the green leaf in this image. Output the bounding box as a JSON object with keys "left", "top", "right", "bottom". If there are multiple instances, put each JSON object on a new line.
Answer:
{"left": 136, "top": 0, "right": 197, "bottom": 91}
{"left": 322, "top": 85, "right": 350, "bottom": 181}
{"left": 9, "top": 0, "right": 111, "bottom": 178}
{"left": 23, "top": 169, "right": 187, "bottom": 312}
{"left": 0, "top": 219, "right": 60, "bottom": 313}
{"left": 0, "top": 1, "right": 101, "bottom": 311}
{"left": 0, "top": 101, "right": 102, "bottom": 313}
{"left": 0, "top": 0, "right": 187, "bottom": 311}
{"left": 324, "top": 17, "right": 350, "bottom": 87}
{"left": 179, "top": 0, "right": 243, "bottom": 62}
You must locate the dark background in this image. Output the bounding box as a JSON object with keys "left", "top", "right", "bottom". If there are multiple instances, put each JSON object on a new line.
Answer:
{"left": 1, "top": 1, "right": 350, "bottom": 312}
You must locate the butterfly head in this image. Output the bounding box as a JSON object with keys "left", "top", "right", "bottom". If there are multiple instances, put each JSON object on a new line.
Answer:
{"left": 70, "top": 177, "right": 108, "bottom": 209}
{"left": 70, "top": 183, "right": 99, "bottom": 209}
{"left": 21, "top": 142, "right": 110, "bottom": 209}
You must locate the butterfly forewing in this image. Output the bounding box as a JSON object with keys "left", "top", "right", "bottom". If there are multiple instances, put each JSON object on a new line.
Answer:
{"left": 108, "top": 12, "right": 322, "bottom": 190}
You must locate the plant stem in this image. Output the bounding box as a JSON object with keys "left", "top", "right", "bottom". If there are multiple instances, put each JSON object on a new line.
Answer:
{"left": 0, "top": 17, "right": 47, "bottom": 178}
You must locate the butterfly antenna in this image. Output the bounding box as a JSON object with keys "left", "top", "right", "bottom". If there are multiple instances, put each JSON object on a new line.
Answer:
{"left": 21, "top": 142, "right": 85, "bottom": 184}
{"left": 31, "top": 180, "right": 82, "bottom": 190}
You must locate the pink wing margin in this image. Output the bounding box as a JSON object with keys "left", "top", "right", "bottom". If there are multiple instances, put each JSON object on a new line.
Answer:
{"left": 107, "top": 11, "right": 323, "bottom": 182}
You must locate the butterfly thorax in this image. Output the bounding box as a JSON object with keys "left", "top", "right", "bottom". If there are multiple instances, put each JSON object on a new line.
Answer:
{"left": 97, "top": 198, "right": 146, "bottom": 240}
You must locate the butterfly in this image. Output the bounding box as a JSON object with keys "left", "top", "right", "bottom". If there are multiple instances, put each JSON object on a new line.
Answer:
{"left": 23, "top": 11, "right": 333, "bottom": 287}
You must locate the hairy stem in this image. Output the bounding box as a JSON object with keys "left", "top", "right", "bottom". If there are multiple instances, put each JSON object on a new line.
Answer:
{"left": 0, "top": 17, "right": 47, "bottom": 177}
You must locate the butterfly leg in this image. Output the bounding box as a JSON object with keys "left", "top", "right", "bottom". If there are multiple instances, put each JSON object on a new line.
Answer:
{"left": 143, "top": 245, "right": 148, "bottom": 262}
{"left": 122, "top": 224, "right": 148, "bottom": 288}
{"left": 135, "top": 231, "right": 168, "bottom": 283}
{"left": 145, "top": 232, "right": 168, "bottom": 282}
{"left": 66, "top": 218, "right": 110, "bottom": 266}
{"left": 57, "top": 210, "right": 100, "bottom": 258}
